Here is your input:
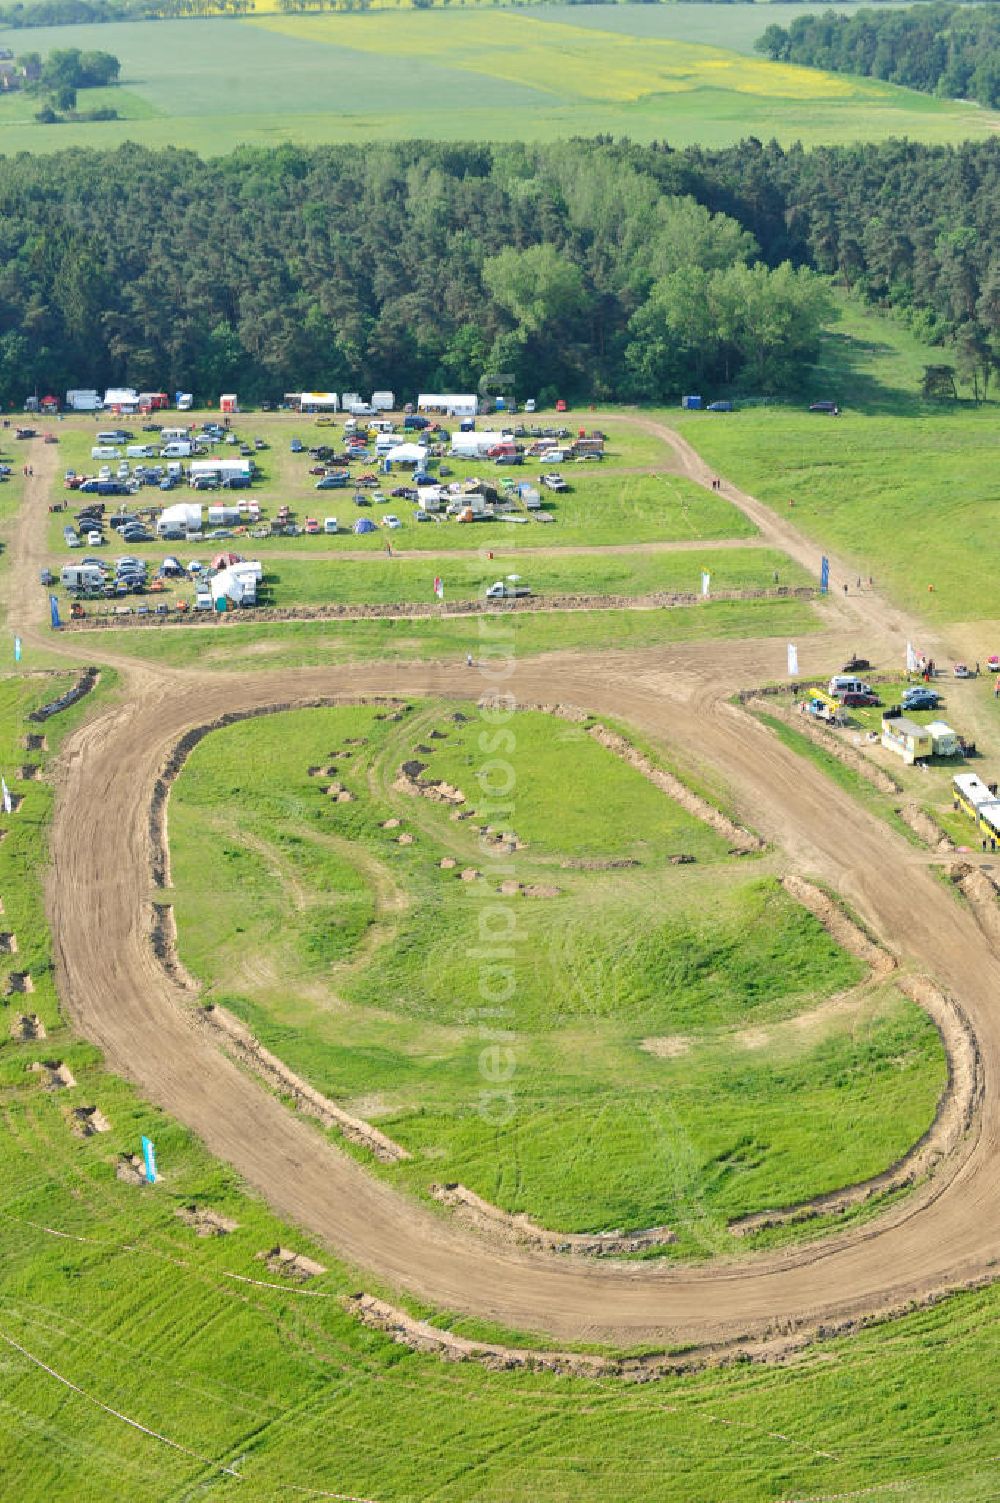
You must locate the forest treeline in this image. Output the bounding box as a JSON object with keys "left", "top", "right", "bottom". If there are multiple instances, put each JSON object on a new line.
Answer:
{"left": 755, "top": 4, "right": 1000, "bottom": 109}
{"left": 0, "top": 137, "right": 995, "bottom": 406}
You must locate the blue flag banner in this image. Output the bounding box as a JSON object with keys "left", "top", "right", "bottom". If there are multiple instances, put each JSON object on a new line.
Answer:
{"left": 49, "top": 596, "right": 61, "bottom": 630}
{"left": 141, "top": 1135, "right": 158, "bottom": 1184}
{"left": 13, "top": 636, "right": 21, "bottom": 663}
{"left": 820, "top": 556, "right": 830, "bottom": 594}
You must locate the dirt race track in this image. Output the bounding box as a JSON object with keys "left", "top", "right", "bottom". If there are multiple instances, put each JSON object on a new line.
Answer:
{"left": 12, "top": 417, "right": 1000, "bottom": 1357}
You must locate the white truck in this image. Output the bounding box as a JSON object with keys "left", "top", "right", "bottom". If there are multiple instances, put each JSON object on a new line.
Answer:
{"left": 486, "top": 580, "right": 532, "bottom": 600}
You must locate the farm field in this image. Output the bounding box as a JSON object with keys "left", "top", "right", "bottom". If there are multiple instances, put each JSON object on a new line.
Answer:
{"left": 0, "top": 10, "right": 995, "bottom": 154}
{"left": 168, "top": 701, "right": 944, "bottom": 1246}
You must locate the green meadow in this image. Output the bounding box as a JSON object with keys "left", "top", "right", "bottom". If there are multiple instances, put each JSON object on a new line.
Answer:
{"left": 0, "top": 670, "right": 994, "bottom": 1501}
{"left": 669, "top": 298, "right": 1000, "bottom": 627}
{"left": 73, "top": 593, "right": 822, "bottom": 671}
{"left": 0, "top": 8, "right": 995, "bottom": 154}
{"left": 167, "top": 702, "right": 943, "bottom": 1245}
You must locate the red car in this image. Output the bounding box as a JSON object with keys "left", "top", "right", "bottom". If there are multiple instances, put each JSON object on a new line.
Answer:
{"left": 555, "top": 399, "right": 568, "bottom": 412}
{"left": 841, "top": 691, "right": 881, "bottom": 708}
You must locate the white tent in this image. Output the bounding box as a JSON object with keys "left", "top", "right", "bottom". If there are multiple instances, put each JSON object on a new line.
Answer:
{"left": 386, "top": 443, "right": 427, "bottom": 466}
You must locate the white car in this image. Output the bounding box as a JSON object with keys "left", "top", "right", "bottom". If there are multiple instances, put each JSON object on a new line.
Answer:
{"left": 86, "top": 530, "right": 104, "bottom": 546}
{"left": 382, "top": 514, "right": 402, "bottom": 529}
{"left": 324, "top": 517, "right": 339, "bottom": 534}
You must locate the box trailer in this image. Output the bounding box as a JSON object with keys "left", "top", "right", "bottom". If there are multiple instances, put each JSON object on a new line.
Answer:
{"left": 451, "top": 431, "right": 510, "bottom": 458}
{"left": 206, "top": 504, "right": 243, "bottom": 527}
{"left": 190, "top": 458, "right": 253, "bottom": 483}
{"left": 66, "top": 389, "right": 102, "bottom": 412}
{"left": 372, "top": 390, "right": 395, "bottom": 411}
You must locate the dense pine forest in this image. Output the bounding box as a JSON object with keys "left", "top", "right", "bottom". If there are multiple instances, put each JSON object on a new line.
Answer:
{"left": 0, "top": 137, "right": 995, "bottom": 406}
{"left": 756, "top": 4, "right": 1000, "bottom": 109}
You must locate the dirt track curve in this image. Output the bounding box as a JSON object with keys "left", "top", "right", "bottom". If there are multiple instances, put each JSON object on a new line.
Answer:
{"left": 10, "top": 419, "right": 1000, "bottom": 1356}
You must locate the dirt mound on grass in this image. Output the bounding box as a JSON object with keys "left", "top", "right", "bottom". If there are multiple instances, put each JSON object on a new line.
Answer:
{"left": 900, "top": 804, "right": 955, "bottom": 852}
{"left": 71, "top": 1105, "right": 110, "bottom": 1137}
{"left": 259, "top": 1246, "right": 326, "bottom": 1281}
{"left": 177, "top": 1205, "right": 239, "bottom": 1237}
{"left": 115, "top": 1154, "right": 148, "bottom": 1186}
{"left": 430, "top": 1183, "right": 674, "bottom": 1256}
{"left": 29, "top": 1060, "right": 75, "bottom": 1089}
{"left": 203, "top": 1005, "right": 410, "bottom": 1164}
{"left": 782, "top": 875, "right": 895, "bottom": 978}
{"left": 11, "top": 1013, "right": 45, "bottom": 1041}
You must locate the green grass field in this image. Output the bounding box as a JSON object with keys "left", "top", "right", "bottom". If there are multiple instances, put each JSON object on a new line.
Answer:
{"left": 74, "top": 593, "right": 822, "bottom": 670}
{"left": 254, "top": 546, "right": 800, "bottom": 608}
{"left": 0, "top": 671, "right": 995, "bottom": 1501}
{"left": 0, "top": 9, "right": 995, "bottom": 154}
{"left": 670, "top": 301, "right": 1000, "bottom": 628}
{"left": 166, "top": 702, "right": 944, "bottom": 1244}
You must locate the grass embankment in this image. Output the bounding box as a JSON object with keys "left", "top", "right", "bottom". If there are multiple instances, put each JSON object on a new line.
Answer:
{"left": 169, "top": 702, "right": 944, "bottom": 1245}
{"left": 262, "top": 547, "right": 801, "bottom": 608}
{"left": 0, "top": 10, "right": 995, "bottom": 156}
{"left": 74, "top": 594, "right": 822, "bottom": 670}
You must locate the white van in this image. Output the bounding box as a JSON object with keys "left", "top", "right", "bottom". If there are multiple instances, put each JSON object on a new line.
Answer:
{"left": 126, "top": 444, "right": 156, "bottom": 459}
{"left": 97, "top": 430, "right": 128, "bottom": 444}
{"left": 162, "top": 441, "right": 193, "bottom": 458}
{"left": 91, "top": 446, "right": 121, "bottom": 460}
{"left": 324, "top": 517, "right": 338, "bottom": 534}
{"left": 828, "top": 675, "right": 872, "bottom": 699}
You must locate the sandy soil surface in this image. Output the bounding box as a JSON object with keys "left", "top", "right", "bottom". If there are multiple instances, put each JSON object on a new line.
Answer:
{"left": 10, "top": 421, "right": 1000, "bottom": 1358}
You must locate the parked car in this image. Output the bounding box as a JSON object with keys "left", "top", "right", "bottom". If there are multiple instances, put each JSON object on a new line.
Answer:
{"left": 303, "top": 517, "right": 320, "bottom": 535}
{"left": 486, "top": 580, "right": 532, "bottom": 599}
{"left": 382, "top": 514, "right": 402, "bottom": 529}
{"left": 323, "top": 517, "right": 339, "bottom": 534}
{"left": 953, "top": 663, "right": 973, "bottom": 679}
{"left": 841, "top": 691, "right": 880, "bottom": 708}
{"left": 316, "top": 474, "right": 348, "bottom": 489}
{"left": 86, "top": 530, "right": 104, "bottom": 546}
{"left": 290, "top": 437, "right": 303, "bottom": 452}
{"left": 809, "top": 400, "right": 839, "bottom": 415}
{"left": 901, "top": 688, "right": 941, "bottom": 711}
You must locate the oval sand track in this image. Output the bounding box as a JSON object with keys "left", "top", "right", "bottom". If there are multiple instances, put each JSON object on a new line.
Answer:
{"left": 14, "top": 424, "right": 1000, "bottom": 1353}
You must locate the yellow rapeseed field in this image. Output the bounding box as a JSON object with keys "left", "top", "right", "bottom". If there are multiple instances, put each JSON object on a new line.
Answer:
{"left": 253, "top": 9, "right": 863, "bottom": 104}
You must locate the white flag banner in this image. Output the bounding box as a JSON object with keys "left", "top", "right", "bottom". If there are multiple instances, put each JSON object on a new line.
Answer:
{"left": 434, "top": 576, "right": 444, "bottom": 600}
{"left": 701, "top": 571, "right": 711, "bottom": 598}
{"left": 906, "top": 641, "right": 918, "bottom": 673}
{"left": 1, "top": 776, "right": 11, "bottom": 815}
{"left": 787, "top": 643, "right": 799, "bottom": 677}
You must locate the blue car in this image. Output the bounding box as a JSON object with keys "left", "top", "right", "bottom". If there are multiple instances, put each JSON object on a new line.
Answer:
{"left": 901, "top": 688, "right": 940, "bottom": 711}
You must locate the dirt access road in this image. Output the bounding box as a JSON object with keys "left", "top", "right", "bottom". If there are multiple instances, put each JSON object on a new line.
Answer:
{"left": 14, "top": 418, "right": 1000, "bottom": 1356}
